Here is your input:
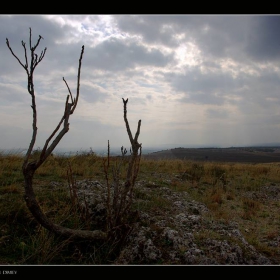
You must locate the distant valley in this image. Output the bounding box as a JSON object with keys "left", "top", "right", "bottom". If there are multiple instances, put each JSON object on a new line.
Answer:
{"left": 143, "top": 146, "right": 280, "bottom": 163}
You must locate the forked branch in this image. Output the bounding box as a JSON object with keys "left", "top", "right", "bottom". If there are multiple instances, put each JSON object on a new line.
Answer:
{"left": 7, "top": 28, "right": 106, "bottom": 241}
{"left": 105, "top": 99, "right": 142, "bottom": 238}
{"left": 122, "top": 98, "right": 142, "bottom": 190}
{"left": 38, "top": 46, "right": 84, "bottom": 166}
{"left": 7, "top": 28, "right": 143, "bottom": 243}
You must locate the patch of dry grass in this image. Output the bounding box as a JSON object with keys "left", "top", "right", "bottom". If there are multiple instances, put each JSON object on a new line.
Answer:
{"left": 0, "top": 151, "right": 280, "bottom": 264}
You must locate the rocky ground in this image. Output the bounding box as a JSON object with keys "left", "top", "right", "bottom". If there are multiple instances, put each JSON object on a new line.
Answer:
{"left": 69, "top": 174, "right": 280, "bottom": 265}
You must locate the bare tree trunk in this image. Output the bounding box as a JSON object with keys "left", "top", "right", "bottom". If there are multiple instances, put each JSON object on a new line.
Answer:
{"left": 23, "top": 162, "right": 106, "bottom": 240}
{"left": 7, "top": 28, "right": 106, "bottom": 241}
{"left": 6, "top": 28, "right": 142, "bottom": 243}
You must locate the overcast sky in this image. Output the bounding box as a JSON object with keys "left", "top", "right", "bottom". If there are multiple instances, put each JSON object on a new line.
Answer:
{"left": 1, "top": 14, "right": 280, "bottom": 153}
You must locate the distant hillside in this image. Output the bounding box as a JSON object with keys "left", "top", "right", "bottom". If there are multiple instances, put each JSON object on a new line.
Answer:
{"left": 143, "top": 146, "right": 280, "bottom": 163}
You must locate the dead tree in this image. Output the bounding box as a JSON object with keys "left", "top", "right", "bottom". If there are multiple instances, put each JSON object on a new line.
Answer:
{"left": 104, "top": 99, "right": 142, "bottom": 238}
{"left": 6, "top": 28, "right": 106, "bottom": 240}
{"left": 6, "top": 28, "right": 142, "bottom": 242}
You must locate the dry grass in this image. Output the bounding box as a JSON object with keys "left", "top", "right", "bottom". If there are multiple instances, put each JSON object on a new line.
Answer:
{"left": 0, "top": 151, "right": 280, "bottom": 264}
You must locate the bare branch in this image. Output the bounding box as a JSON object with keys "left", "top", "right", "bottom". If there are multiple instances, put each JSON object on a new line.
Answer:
{"left": 122, "top": 98, "right": 142, "bottom": 153}
{"left": 71, "top": 45, "right": 84, "bottom": 114}
{"left": 38, "top": 45, "right": 84, "bottom": 166}
{"left": 122, "top": 98, "right": 133, "bottom": 144}
{"left": 8, "top": 28, "right": 145, "bottom": 245}
{"left": 134, "top": 120, "right": 142, "bottom": 145}
{"left": 7, "top": 28, "right": 110, "bottom": 242}
{"left": 6, "top": 38, "right": 28, "bottom": 73}
{"left": 29, "top": 27, "right": 32, "bottom": 50}
{"left": 39, "top": 95, "right": 70, "bottom": 163}
{"left": 22, "top": 41, "right": 29, "bottom": 70}
{"left": 23, "top": 92, "right": 38, "bottom": 167}
{"left": 32, "top": 33, "right": 44, "bottom": 50}
{"left": 38, "top": 48, "right": 47, "bottom": 63}
{"left": 104, "top": 140, "right": 111, "bottom": 232}
{"left": 63, "top": 78, "right": 74, "bottom": 104}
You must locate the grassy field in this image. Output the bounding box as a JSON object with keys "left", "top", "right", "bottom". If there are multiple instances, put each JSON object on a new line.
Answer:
{"left": 0, "top": 149, "right": 280, "bottom": 264}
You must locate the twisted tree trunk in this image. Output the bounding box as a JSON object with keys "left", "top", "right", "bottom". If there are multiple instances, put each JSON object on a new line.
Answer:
{"left": 6, "top": 28, "right": 142, "bottom": 242}
{"left": 7, "top": 28, "right": 106, "bottom": 241}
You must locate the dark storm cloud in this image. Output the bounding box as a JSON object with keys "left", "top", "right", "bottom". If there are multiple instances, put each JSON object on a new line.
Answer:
{"left": 232, "top": 69, "right": 280, "bottom": 114}
{"left": 0, "top": 15, "right": 66, "bottom": 46}
{"left": 114, "top": 15, "right": 238, "bottom": 50}
{"left": 81, "top": 85, "right": 109, "bottom": 103}
{"left": 0, "top": 15, "right": 72, "bottom": 76}
{"left": 114, "top": 15, "right": 280, "bottom": 63}
{"left": 164, "top": 67, "right": 239, "bottom": 105}
{"left": 115, "top": 15, "right": 184, "bottom": 47}
{"left": 253, "top": 70, "right": 280, "bottom": 93}
{"left": 245, "top": 16, "right": 280, "bottom": 61}
{"left": 189, "top": 15, "right": 253, "bottom": 60}
{"left": 3, "top": 14, "right": 280, "bottom": 149}
{"left": 84, "top": 37, "right": 173, "bottom": 71}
